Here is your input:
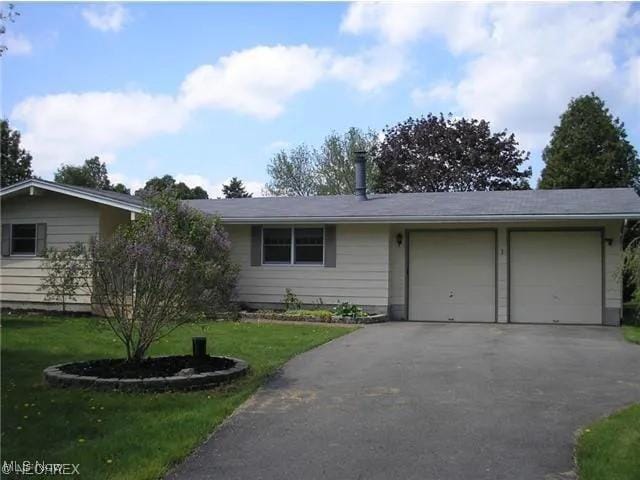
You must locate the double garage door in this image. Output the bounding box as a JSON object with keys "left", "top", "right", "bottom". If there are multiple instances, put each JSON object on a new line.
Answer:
{"left": 408, "top": 230, "right": 603, "bottom": 324}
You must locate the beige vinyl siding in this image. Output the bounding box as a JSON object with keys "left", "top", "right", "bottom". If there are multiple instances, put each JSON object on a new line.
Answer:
{"left": 226, "top": 224, "right": 390, "bottom": 310}
{"left": 389, "top": 220, "right": 623, "bottom": 322}
{"left": 1, "top": 192, "right": 131, "bottom": 311}
{"left": 99, "top": 205, "right": 131, "bottom": 240}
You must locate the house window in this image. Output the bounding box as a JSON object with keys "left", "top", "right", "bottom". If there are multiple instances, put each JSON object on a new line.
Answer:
{"left": 294, "top": 228, "right": 323, "bottom": 264}
{"left": 262, "top": 227, "right": 324, "bottom": 265}
{"left": 11, "top": 224, "right": 37, "bottom": 255}
{"left": 263, "top": 228, "right": 292, "bottom": 263}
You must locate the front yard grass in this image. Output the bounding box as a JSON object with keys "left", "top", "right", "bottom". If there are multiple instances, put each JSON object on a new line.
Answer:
{"left": 576, "top": 404, "right": 640, "bottom": 480}
{"left": 1, "top": 314, "right": 356, "bottom": 479}
{"left": 576, "top": 325, "right": 639, "bottom": 480}
{"left": 622, "top": 325, "right": 640, "bottom": 344}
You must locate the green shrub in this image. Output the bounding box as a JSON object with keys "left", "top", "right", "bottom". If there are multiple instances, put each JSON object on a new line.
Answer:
{"left": 283, "top": 288, "right": 302, "bottom": 310}
{"left": 333, "top": 302, "right": 368, "bottom": 319}
{"left": 283, "top": 309, "right": 333, "bottom": 319}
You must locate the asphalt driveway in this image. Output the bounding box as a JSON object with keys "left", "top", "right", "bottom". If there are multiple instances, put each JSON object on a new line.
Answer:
{"left": 167, "top": 323, "right": 640, "bottom": 480}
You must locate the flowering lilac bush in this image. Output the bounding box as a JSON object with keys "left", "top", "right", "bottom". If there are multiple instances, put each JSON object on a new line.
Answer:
{"left": 42, "top": 198, "right": 238, "bottom": 363}
{"left": 39, "top": 244, "right": 89, "bottom": 313}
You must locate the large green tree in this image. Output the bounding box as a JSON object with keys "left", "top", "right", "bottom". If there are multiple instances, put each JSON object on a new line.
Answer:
{"left": 55, "top": 156, "right": 110, "bottom": 189}
{"left": 265, "top": 127, "right": 379, "bottom": 196}
{"left": 54, "top": 156, "right": 130, "bottom": 193}
{"left": 374, "top": 114, "right": 531, "bottom": 193}
{"left": 539, "top": 93, "right": 639, "bottom": 190}
{"left": 222, "top": 177, "right": 252, "bottom": 198}
{"left": 316, "top": 128, "right": 379, "bottom": 195}
{"left": 135, "top": 174, "right": 208, "bottom": 200}
{"left": 265, "top": 145, "right": 319, "bottom": 196}
{"left": 1, "top": 119, "right": 32, "bottom": 187}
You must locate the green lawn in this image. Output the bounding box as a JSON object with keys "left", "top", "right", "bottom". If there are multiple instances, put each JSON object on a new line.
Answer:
{"left": 575, "top": 325, "right": 640, "bottom": 480}
{"left": 1, "top": 314, "right": 355, "bottom": 479}
{"left": 622, "top": 325, "right": 640, "bottom": 344}
{"left": 576, "top": 404, "right": 640, "bottom": 480}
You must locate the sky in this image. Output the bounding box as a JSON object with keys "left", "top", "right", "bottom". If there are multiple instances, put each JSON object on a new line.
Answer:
{"left": 2, "top": 2, "right": 639, "bottom": 197}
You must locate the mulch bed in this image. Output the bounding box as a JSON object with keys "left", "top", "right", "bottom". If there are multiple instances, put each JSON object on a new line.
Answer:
{"left": 61, "top": 355, "right": 235, "bottom": 379}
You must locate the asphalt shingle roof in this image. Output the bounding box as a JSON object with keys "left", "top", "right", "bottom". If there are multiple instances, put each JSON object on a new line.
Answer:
{"left": 5, "top": 179, "right": 639, "bottom": 221}
{"left": 186, "top": 188, "right": 640, "bottom": 221}
{"left": 53, "top": 182, "right": 144, "bottom": 206}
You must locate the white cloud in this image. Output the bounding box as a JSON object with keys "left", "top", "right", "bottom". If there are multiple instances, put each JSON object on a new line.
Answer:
{"left": 10, "top": 38, "right": 408, "bottom": 175}
{"left": 623, "top": 56, "right": 640, "bottom": 104}
{"left": 180, "top": 45, "right": 332, "bottom": 119}
{"left": 411, "top": 82, "right": 455, "bottom": 105}
{"left": 11, "top": 91, "right": 188, "bottom": 173}
{"left": 82, "top": 4, "right": 129, "bottom": 32}
{"left": 329, "top": 46, "right": 405, "bottom": 92}
{"left": 109, "top": 172, "right": 144, "bottom": 192}
{"left": 347, "top": 2, "right": 640, "bottom": 151}
{"left": 176, "top": 174, "right": 265, "bottom": 199}
{"left": 341, "top": 3, "right": 490, "bottom": 53}
{"left": 4, "top": 32, "right": 33, "bottom": 56}
{"left": 179, "top": 44, "right": 404, "bottom": 118}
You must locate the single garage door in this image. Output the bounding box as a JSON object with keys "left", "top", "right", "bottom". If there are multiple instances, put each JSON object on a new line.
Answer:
{"left": 408, "top": 230, "right": 496, "bottom": 322}
{"left": 509, "top": 231, "right": 602, "bottom": 324}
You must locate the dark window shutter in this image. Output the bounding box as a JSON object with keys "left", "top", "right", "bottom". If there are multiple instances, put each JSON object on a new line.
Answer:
{"left": 1, "top": 224, "right": 10, "bottom": 257}
{"left": 250, "top": 225, "right": 262, "bottom": 266}
{"left": 324, "top": 225, "right": 336, "bottom": 268}
{"left": 36, "top": 223, "right": 47, "bottom": 256}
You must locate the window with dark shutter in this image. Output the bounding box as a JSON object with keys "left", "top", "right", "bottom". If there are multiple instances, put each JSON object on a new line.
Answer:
{"left": 294, "top": 228, "right": 323, "bottom": 264}
{"left": 11, "top": 224, "right": 37, "bottom": 255}
{"left": 263, "top": 228, "right": 292, "bottom": 264}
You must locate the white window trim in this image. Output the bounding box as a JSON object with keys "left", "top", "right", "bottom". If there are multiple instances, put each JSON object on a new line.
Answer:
{"left": 261, "top": 226, "right": 325, "bottom": 267}
{"left": 10, "top": 223, "right": 38, "bottom": 257}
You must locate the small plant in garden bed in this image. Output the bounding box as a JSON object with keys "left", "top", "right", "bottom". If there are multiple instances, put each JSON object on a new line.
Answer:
{"left": 333, "top": 302, "right": 368, "bottom": 319}
{"left": 283, "top": 309, "right": 333, "bottom": 320}
{"left": 283, "top": 288, "right": 302, "bottom": 310}
{"left": 251, "top": 309, "right": 334, "bottom": 322}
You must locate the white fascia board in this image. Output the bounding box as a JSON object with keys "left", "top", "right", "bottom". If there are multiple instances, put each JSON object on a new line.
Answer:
{"left": 0, "top": 179, "right": 144, "bottom": 213}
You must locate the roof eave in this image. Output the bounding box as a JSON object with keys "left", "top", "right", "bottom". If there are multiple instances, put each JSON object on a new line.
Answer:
{"left": 218, "top": 213, "right": 640, "bottom": 224}
{"left": 0, "top": 179, "right": 144, "bottom": 213}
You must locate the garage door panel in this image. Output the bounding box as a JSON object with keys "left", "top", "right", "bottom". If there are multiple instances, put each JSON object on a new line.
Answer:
{"left": 415, "top": 285, "right": 453, "bottom": 304}
{"left": 422, "top": 268, "right": 491, "bottom": 286}
{"left": 410, "top": 303, "right": 451, "bottom": 321}
{"left": 510, "top": 231, "right": 602, "bottom": 324}
{"left": 409, "top": 230, "right": 496, "bottom": 322}
{"left": 453, "top": 303, "right": 494, "bottom": 323}
{"left": 511, "top": 305, "right": 601, "bottom": 325}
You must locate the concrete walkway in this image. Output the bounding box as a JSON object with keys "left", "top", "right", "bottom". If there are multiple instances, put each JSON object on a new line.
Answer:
{"left": 167, "top": 323, "right": 640, "bottom": 480}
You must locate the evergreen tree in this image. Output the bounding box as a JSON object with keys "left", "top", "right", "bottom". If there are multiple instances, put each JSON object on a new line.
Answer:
{"left": 539, "top": 93, "right": 639, "bottom": 189}
{"left": 222, "top": 177, "right": 252, "bottom": 198}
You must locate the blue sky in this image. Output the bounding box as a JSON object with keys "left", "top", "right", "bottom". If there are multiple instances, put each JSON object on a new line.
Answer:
{"left": 3, "top": 2, "right": 639, "bottom": 196}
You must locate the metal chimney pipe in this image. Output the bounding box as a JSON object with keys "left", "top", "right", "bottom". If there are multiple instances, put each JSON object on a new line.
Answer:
{"left": 354, "top": 150, "right": 367, "bottom": 201}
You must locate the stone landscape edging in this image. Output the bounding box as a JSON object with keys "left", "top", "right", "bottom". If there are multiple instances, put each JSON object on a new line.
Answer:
{"left": 239, "top": 311, "right": 387, "bottom": 324}
{"left": 42, "top": 356, "right": 249, "bottom": 392}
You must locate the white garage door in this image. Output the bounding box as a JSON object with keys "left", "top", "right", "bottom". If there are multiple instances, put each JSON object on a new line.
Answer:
{"left": 509, "top": 231, "right": 602, "bottom": 324}
{"left": 408, "top": 231, "right": 496, "bottom": 322}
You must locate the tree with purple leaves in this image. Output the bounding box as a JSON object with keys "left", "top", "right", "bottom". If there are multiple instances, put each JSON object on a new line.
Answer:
{"left": 374, "top": 114, "right": 532, "bottom": 193}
